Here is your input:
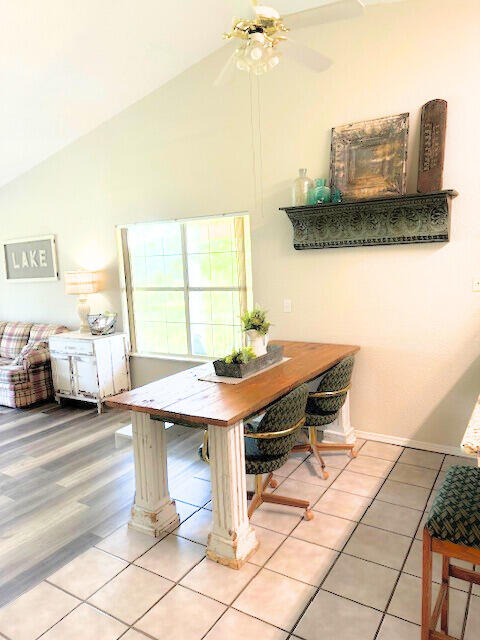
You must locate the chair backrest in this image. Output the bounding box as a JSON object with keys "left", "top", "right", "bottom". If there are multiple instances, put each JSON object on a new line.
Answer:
{"left": 255, "top": 383, "right": 309, "bottom": 457}
{"left": 308, "top": 356, "right": 354, "bottom": 415}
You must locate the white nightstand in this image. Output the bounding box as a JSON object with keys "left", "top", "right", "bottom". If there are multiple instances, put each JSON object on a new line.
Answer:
{"left": 49, "top": 331, "right": 131, "bottom": 413}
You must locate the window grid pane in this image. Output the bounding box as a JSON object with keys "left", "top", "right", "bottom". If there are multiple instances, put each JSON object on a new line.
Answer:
{"left": 127, "top": 217, "right": 249, "bottom": 358}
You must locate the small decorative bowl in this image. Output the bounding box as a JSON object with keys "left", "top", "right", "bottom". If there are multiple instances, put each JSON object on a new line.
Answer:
{"left": 87, "top": 314, "right": 117, "bottom": 335}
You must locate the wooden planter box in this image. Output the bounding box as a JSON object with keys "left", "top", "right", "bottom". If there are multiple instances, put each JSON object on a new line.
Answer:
{"left": 213, "top": 345, "right": 284, "bottom": 378}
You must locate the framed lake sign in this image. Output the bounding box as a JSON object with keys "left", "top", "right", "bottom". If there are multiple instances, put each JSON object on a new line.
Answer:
{"left": 3, "top": 235, "right": 59, "bottom": 282}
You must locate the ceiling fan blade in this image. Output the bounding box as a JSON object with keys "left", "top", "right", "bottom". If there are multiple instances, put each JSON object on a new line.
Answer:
{"left": 214, "top": 44, "right": 238, "bottom": 87}
{"left": 282, "top": 38, "right": 333, "bottom": 72}
{"left": 286, "top": 0, "right": 364, "bottom": 31}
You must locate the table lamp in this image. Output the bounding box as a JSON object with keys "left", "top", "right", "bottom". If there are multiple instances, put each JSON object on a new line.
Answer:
{"left": 65, "top": 270, "right": 101, "bottom": 333}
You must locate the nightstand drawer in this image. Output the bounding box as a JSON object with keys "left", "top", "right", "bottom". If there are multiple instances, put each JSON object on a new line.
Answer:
{"left": 50, "top": 339, "right": 94, "bottom": 356}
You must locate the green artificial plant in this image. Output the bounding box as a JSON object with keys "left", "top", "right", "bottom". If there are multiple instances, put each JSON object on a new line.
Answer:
{"left": 240, "top": 307, "right": 270, "bottom": 335}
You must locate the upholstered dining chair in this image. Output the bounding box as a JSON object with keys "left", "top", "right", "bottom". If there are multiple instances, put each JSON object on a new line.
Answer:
{"left": 292, "top": 356, "right": 356, "bottom": 480}
{"left": 199, "top": 384, "right": 314, "bottom": 521}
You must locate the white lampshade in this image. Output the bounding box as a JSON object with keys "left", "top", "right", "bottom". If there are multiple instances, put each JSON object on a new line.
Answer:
{"left": 65, "top": 270, "right": 101, "bottom": 295}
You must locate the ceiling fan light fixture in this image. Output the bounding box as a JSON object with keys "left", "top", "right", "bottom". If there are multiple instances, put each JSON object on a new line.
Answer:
{"left": 233, "top": 37, "right": 281, "bottom": 76}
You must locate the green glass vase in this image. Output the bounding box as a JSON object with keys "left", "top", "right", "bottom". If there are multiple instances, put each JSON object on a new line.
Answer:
{"left": 313, "top": 179, "right": 331, "bottom": 204}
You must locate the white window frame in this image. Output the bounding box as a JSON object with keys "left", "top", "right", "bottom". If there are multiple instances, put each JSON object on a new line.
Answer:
{"left": 117, "top": 213, "right": 252, "bottom": 362}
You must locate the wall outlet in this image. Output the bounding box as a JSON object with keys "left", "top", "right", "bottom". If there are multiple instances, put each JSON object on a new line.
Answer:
{"left": 473, "top": 278, "right": 480, "bottom": 292}
{"left": 283, "top": 299, "right": 292, "bottom": 313}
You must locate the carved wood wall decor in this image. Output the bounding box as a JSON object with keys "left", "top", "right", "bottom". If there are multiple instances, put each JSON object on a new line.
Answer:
{"left": 280, "top": 190, "right": 458, "bottom": 250}
{"left": 330, "top": 113, "right": 409, "bottom": 200}
{"left": 417, "top": 99, "right": 447, "bottom": 193}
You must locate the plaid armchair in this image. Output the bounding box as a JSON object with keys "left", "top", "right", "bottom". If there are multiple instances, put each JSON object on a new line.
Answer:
{"left": 0, "top": 322, "right": 67, "bottom": 408}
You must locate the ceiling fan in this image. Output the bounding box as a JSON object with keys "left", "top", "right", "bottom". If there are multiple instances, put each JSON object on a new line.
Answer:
{"left": 215, "top": 0, "right": 402, "bottom": 85}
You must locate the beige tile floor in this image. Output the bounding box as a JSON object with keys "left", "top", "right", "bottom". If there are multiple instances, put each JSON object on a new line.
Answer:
{"left": 0, "top": 440, "right": 478, "bottom": 640}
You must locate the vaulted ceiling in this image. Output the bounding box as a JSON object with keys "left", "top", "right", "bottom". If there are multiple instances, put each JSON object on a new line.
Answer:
{"left": 0, "top": 0, "right": 394, "bottom": 189}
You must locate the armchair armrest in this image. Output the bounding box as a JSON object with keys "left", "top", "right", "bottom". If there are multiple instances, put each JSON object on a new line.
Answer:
{"left": 308, "top": 384, "right": 351, "bottom": 399}
{"left": 23, "top": 348, "right": 51, "bottom": 369}
{"left": 15, "top": 342, "right": 51, "bottom": 370}
{"left": 244, "top": 417, "right": 305, "bottom": 439}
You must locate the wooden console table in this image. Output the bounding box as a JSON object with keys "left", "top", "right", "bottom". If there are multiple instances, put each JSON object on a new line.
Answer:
{"left": 106, "top": 340, "right": 360, "bottom": 568}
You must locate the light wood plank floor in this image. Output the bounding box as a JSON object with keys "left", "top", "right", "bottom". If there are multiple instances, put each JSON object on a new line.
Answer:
{"left": 0, "top": 402, "right": 205, "bottom": 607}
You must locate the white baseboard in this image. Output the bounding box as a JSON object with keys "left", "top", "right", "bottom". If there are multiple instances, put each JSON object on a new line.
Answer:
{"left": 355, "top": 429, "right": 469, "bottom": 459}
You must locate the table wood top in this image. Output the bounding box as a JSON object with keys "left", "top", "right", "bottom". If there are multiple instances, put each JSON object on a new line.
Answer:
{"left": 106, "top": 341, "right": 360, "bottom": 427}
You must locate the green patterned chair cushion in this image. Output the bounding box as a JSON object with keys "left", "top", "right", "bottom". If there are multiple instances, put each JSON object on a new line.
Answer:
{"left": 306, "top": 356, "right": 354, "bottom": 424}
{"left": 305, "top": 412, "right": 333, "bottom": 427}
{"left": 426, "top": 465, "right": 480, "bottom": 549}
{"left": 244, "top": 436, "right": 289, "bottom": 475}
{"left": 253, "top": 384, "right": 309, "bottom": 458}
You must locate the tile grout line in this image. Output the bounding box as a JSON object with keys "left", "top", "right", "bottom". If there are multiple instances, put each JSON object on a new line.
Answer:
{"left": 370, "top": 452, "right": 446, "bottom": 640}
{"left": 1, "top": 442, "right": 472, "bottom": 640}
{"left": 289, "top": 445, "right": 447, "bottom": 639}
{"left": 6, "top": 443, "right": 398, "bottom": 639}
{"left": 288, "top": 443, "right": 403, "bottom": 638}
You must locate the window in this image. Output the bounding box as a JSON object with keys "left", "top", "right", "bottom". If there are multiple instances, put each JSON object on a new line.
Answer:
{"left": 120, "top": 214, "right": 252, "bottom": 359}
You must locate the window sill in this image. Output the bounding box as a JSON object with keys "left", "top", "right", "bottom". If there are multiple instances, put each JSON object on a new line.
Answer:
{"left": 130, "top": 352, "right": 213, "bottom": 364}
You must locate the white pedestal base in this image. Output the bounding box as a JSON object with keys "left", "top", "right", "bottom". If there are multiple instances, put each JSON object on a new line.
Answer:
{"left": 129, "top": 412, "right": 179, "bottom": 537}
{"left": 319, "top": 393, "right": 356, "bottom": 445}
{"left": 207, "top": 421, "right": 259, "bottom": 569}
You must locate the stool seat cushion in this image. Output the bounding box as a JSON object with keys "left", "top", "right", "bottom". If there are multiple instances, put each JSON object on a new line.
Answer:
{"left": 426, "top": 465, "right": 480, "bottom": 549}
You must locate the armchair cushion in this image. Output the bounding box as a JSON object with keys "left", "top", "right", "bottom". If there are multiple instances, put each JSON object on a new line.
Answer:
{"left": 244, "top": 445, "right": 289, "bottom": 475}
{"left": 0, "top": 322, "right": 32, "bottom": 359}
{"left": 14, "top": 341, "right": 50, "bottom": 368}
{"left": 29, "top": 323, "right": 67, "bottom": 342}
{"left": 0, "top": 365, "right": 28, "bottom": 386}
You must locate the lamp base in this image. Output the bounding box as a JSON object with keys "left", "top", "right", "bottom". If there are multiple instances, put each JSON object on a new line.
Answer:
{"left": 77, "top": 296, "right": 90, "bottom": 333}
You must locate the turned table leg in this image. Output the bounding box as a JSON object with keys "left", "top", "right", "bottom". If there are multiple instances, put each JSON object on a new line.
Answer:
{"left": 206, "top": 420, "right": 259, "bottom": 569}
{"left": 129, "top": 411, "right": 179, "bottom": 537}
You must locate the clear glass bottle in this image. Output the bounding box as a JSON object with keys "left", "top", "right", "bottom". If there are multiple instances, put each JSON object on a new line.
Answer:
{"left": 313, "top": 178, "right": 331, "bottom": 204}
{"left": 292, "top": 168, "right": 314, "bottom": 206}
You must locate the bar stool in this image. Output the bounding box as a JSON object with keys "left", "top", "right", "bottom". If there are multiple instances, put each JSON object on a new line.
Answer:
{"left": 292, "top": 356, "right": 356, "bottom": 480}
{"left": 422, "top": 465, "right": 480, "bottom": 640}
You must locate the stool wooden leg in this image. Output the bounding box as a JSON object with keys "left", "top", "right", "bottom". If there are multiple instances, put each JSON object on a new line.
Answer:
{"left": 422, "top": 526, "right": 433, "bottom": 640}
{"left": 441, "top": 556, "right": 449, "bottom": 634}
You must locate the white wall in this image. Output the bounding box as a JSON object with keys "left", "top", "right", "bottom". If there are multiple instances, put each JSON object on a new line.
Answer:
{"left": 1, "top": 0, "right": 479, "bottom": 449}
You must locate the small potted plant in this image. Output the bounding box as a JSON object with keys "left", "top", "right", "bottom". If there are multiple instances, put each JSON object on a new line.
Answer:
{"left": 240, "top": 307, "right": 270, "bottom": 356}
{"left": 213, "top": 346, "right": 256, "bottom": 378}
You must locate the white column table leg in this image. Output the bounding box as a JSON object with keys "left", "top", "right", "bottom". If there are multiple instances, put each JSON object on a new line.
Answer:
{"left": 320, "top": 392, "right": 356, "bottom": 445}
{"left": 129, "top": 411, "right": 179, "bottom": 537}
{"left": 207, "top": 420, "right": 258, "bottom": 569}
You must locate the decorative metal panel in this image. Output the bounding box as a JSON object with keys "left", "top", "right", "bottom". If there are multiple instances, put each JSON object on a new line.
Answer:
{"left": 330, "top": 113, "right": 409, "bottom": 200}
{"left": 281, "top": 191, "right": 457, "bottom": 250}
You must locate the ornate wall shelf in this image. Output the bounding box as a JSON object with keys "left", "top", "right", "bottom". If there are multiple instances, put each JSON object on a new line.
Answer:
{"left": 280, "top": 190, "right": 458, "bottom": 250}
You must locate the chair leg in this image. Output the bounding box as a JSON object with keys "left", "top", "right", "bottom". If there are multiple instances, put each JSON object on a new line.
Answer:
{"left": 261, "top": 491, "right": 313, "bottom": 521}
{"left": 309, "top": 427, "right": 329, "bottom": 480}
{"left": 247, "top": 475, "right": 264, "bottom": 519}
{"left": 422, "top": 526, "right": 433, "bottom": 640}
{"left": 441, "top": 556, "right": 449, "bottom": 634}
{"left": 248, "top": 473, "right": 314, "bottom": 521}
